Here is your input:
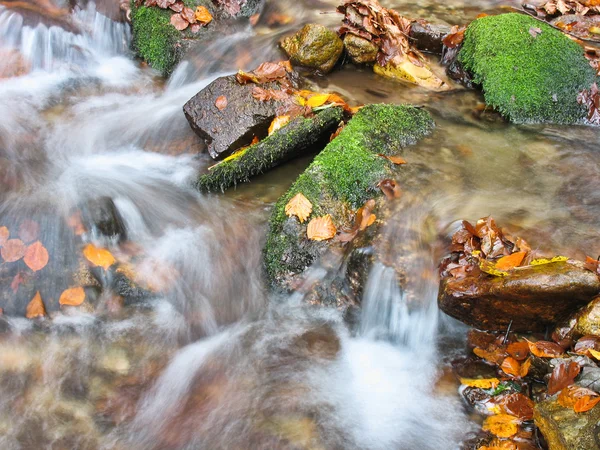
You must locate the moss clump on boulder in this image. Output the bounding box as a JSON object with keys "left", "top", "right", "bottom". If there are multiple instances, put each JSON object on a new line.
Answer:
{"left": 264, "top": 104, "right": 433, "bottom": 286}
{"left": 458, "top": 13, "right": 597, "bottom": 124}
{"left": 196, "top": 107, "right": 344, "bottom": 192}
{"left": 280, "top": 24, "right": 344, "bottom": 74}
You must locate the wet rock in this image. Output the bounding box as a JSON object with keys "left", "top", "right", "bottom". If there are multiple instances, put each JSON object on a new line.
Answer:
{"left": 438, "top": 262, "right": 600, "bottom": 332}
{"left": 560, "top": 296, "right": 600, "bottom": 338}
{"left": 80, "top": 197, "right": 126, "bottom": 242}
{"left": 280, "top": 24, "right": 343, "bottom": 74}
{"left": 183, "top": 75, "right": 284, "bottom": 160}
{"left": 196, "top": 107, "right": 343, "bottom": 192}
{"left": 534, "top": 394, "right": 600, "bottom": 450}
{"left": 343, "top": 34, "right": 378, "bottom": 64}
{"left": 0, "top": 49, "right": 31, "bottom": 79}
{"left": 409, "top": 20, "right": 452, "bottom": 55}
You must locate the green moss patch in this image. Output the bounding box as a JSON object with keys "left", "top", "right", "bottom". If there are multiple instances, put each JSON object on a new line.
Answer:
{"left": 458, "top": 13, "right": 597, "bottom": 124}
{"left": 264, "top": 104, "right": 433, "bottom": 285}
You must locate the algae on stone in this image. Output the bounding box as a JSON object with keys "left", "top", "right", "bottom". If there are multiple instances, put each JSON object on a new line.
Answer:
{"left": 264, "top": 104, "right": 433, "bottom": 285}
{"left": 458, "top": 13, "right": 597, "bottom": 124}
{"left": 280, "top": 24, "right": 343, "bottom": 73}
{"left": 196, "top": 107, "right": 344, "bottom": 193}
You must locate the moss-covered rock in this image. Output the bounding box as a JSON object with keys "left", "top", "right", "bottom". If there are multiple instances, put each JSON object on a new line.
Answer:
{"left": 264, "top": 104, "right": 433, "bottom": 286}
{"left": 343, "top": 34, "right": 378, "bottom": 64}
{"left": 458, "top": 13, "right": 597, "bottom": 124}
{"left": 196, "top": 107, "right": 343, "bottom": 192}
{"left": 280, "top": 24, "right": 343, "bottom": 74}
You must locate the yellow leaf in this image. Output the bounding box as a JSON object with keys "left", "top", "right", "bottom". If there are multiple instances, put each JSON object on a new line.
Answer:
{"left": 479, "top": 259, "right": 508, "bottom": 277}
{"left": 285, "top": 193, "right": 313, "bottom": 223}
{"left": 373, "top": 59, "right": 449, "bottom": 90}
{"left": 482, "top": 414, "right": 520, "bottom": 438}
{"left": 530, "top": 256, "right": 569, "bottom": 265}
{"left": 195, "top": 5, "right": 212, "bottom": 24}
{"left": 306, "top": 93, "right": 330, "bottom": 108}
{"left": 459, "top": 377, "right": 500, "bottom": 389}
{"left": 307, "top": 215, "right": 336, "bottom": 241}
{"left": 268, "top": 115, "right": 290, "bottom": 135}
{"left": 83, "top": 243, "right": 115, "bottom": 269}
{"left": 589, "top": 348, "right": 600, "bottom": 360}
{"left": 59, "top": 287, "right": 86, "bottom": 306}
{"left": 294, "top": 95, "right": 306, "bottom": 106}
{"left": 26, "top": 291, "right": 46, "bottom": 319}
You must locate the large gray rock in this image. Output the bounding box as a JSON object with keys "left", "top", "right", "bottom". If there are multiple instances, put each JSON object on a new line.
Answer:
{"left": 438, "top": 261, "right": 600, "bottom": 332}
{"left": 183, "top": 75, "right": 283, "bottom": 160}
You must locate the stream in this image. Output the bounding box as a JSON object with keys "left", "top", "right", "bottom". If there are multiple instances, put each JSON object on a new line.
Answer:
{"left": 1, "top": 0, "right": 600, "bottom": 449}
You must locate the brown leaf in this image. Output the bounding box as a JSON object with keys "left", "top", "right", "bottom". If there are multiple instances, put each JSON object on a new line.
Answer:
{"left": 0, "top": 226, "right": 8, "bottom": 246}
{"left": 26, "top": 291, "right": 46, "bottom": 319}
{"left": 83, "top": 243, "right": 116, "bottom": 269}
{"left": 529, "top": 26, "right": 542, "bottom": 38}
{"left": 59, "top": 287, "right": 86, "bottom": 306}
{"left": 507, "top": 341, "right": 530, "bottom": 361}
{"left": 378, "top": 178, "right": 401, "bottom": 199}
{"left": 1, "top": 238, "right": 25, "bottom": 262}
{"left": 169, "top": 1, "right": 184, "bottom": 12}
{"left": 215, "top": 95, "right": 228, "bottom": 110}
{"left": 307, "top": 215, "right": 337, "bottom": 241}
{"left": 18, "top": 219, "right": 39, "bottom": 243}
{"left": 548, "top": 360, "right": 581, "bottom": 394}
{"left": 337, "top": 199, "right": 376, "bottom": 242}
{"left": 442, "top": 25, "right": 466, "bottom": 48}
{"left": 526, "top": 339, "right": 564, "bottom": 358}
{"left": 195, "top": 5, "right": 212, "bottom": 25}
{"left": 285, "top": 193, "right": 312, "bottom": 223}
{"left": 24, "top": 241, "right": 49, "bottom": 272}
{"left": 378, "top": 154, "right": 407, "bottom": 165}
{"left": 170, "top": 13, "right": 189, "bottom": 31}
{"left": 574, "top": 335, "right": 600, "bottom": 356}
{"left": 496, "top": 393, "right": 534, "bottom": 421}
{"left": 236, "top": 61, "right": 289, "bottom": 85}
{"left": 181, "top": 6, "right": 196, "bottom": 23}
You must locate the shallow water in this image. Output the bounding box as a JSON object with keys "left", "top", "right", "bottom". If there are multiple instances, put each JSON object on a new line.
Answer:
{"left": 1, "top": 0, "right": 600, "bottom": 448}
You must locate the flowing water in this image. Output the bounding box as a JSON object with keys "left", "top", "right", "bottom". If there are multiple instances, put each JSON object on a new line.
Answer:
{"left": 1, "top": 0, "right": 600, "bottom": 448}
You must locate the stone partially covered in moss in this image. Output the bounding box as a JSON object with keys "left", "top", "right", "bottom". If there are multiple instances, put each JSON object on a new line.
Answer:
{"left": 196, "top": 107, "right": 343, "bottom": 192}
{"left": 264, "top": 104, "right": 433, "bottom": 286}
{"left": 281, "top": 24, "right": 343, "bottom": 74}
{"left": 458, "top": 13, "right": 597, "bottom": 124}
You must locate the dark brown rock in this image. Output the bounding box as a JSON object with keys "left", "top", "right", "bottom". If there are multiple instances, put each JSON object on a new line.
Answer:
{"left": 409, "top": 20, "right": 452, "bottom": 55}
{"left": 438, "top": 261, "right": 600, "bottom": 332}
{"left": 558, "top": 295, "right": 600, "bottom": 338}
{"left": 183, "top": 75, "right": 283, "bottom": 160}
{"left": 80, "top": 197, "right": 126, "bottom": 242}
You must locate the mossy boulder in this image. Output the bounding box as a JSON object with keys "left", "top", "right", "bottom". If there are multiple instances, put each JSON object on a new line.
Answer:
{"left": 458, "top": 13, "right": 597, "bottom": 124}
{"left": 343, "top": 34, "right": 378, "bottom": 64}
{"left": 264, "top": 104, "right": 433, "bottom": 286}
{"left": 196, "top": 107, "right": 343, "bottom": 192}
{"left": 280, "top": 24, "right": 343, "bottom": 74}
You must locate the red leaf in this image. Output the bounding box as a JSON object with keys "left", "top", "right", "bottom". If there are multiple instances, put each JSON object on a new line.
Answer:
{"left": 548, "top": 360, "right": 580, "bottom": 395}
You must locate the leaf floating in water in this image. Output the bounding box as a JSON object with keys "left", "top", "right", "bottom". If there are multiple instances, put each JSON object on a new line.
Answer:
{"left": 285, "top": 193, "right": 312, "bottom": 223}
{"left": 24, "top": 241, "right": 49, "bottom": 272}
{"left": 215, "top": 95, "right": 228, "bottom": 110}
{"left": 83, "top": 243, "right": 116, "bottom": 269}
{"left": 59, "top": 287, "right": 86, "bottom": 306}
{"left": 1, "top": 239, "right": 25, "bottom": 262}
{"left": 378, "top": 179, "right": 401, "bottom": 199}
{"left": 307, "top": 215, "right": 336, "bottom": 241}
{"left": 26, "top": 291, "right": 46, "bottom": 319}
{"left": 378, "top": 154, "right": 407, "bottom": 165}
{"left": 482, "top": 414, "right": 520, "bottom": 438}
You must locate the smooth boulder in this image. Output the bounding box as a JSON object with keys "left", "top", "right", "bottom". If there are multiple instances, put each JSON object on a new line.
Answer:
{"left": 280, "top": 24, "right": 343, "bottom": 74}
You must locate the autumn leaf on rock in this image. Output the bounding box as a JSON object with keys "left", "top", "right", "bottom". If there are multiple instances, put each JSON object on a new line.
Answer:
{"left": 459, "top": 377, "right": 500, "bottom": 389}
{"left": 59, "top": 287, "right": 86, "bottom": 306}
{"left": 548, "top": 360, "right": 581, "bottom": 394}
{"left": 181, "top": 6, "right": 196, "bottom": 24}
{"left": 83, "top": 243, "right": 116, "bottom": 269}
{"left": 24, "top": 241, "right": 49, "bottom": 272}
{"left": 482, "top": 414, "right": 520, "bottom": 438}
{"left": 378, "top": 179, "right": 401, "bottom": 199}
{"left": 526, "top": 339, "right": 564, "bottom": 358}
{"left": 495, "top": 393, "right": 534, "bottom": 421}
{"left": 307, "top": 215, "right": 336, "bottom": 241}
{"left": 442, "top": 25, "right": 466, "bottom": 48}
{"left": 169, "top": 1, "right": 183, "bottom": 12}
{"left": 215, "top": 95, "right": 228, "bottom": 110}
{"left": 507, "top": 341, "right": 530, "bottom": 361}
{"left": 285, "top": 193, "right": 312, "bottom": 223}
{"left": 378, "top": 154, "right": 407, "bottom": 165}
{"left": 0, "top": 226, "right": 8, "bottom": 246}
{"left": 306, "top": 94, "right": 330, "bottom": 108}
{"left": 500, "top": 357, "right": 522, "bottom": 378}
{"left": 558, "top": 385, "right": 598, "bottom": 408}
{"left": 195, "top": 6, "right": 212, "bottom": 25}
{"left": 474, "top": 346, "right": 507, "bottom": 365}
{"left": 574, "top": 395, "right": 600, "bottom": 413}
{"left": 519, "top": 358, "right": 531, "bottom": 377}
{"left": 26, "top": 291, "right": 46, "bottom": 319}
{"left": 495, "top": 251, "right": 527, "bottom": 270}
{"left": 1, "top": 238, "right": 25, "bottom": 262}
{"left": 170, "top": 13, "right": 189, "bottom": 31}
{"left": 268, "top": 115, "right": 290, "bottom": 135}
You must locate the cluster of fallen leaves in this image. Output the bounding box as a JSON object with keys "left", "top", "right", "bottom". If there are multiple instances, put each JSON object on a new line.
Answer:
{"left": 134, "top": 0, "right": 212, "bottom": 32}
{"left": 530, "top": 0, "right": 600, "bottom": 18}
{"left": 337, "top": 0, "right": 447, "bottom": 89}
{"left": 1, "top": 220, "right": 49, "bottom": 281}
{"left": 577, "top": 82, "right": 600, "bottom": 124}
{"left": 458, "top": 328, "right": 600, "bottom": 448}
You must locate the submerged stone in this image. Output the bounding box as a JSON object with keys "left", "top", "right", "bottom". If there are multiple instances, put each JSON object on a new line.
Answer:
{"left": 457, "top": 13, "right": 597, "bottom": 124}
{"left": 280, "top": 24, "right": 343, "bottom": 74}
{"left": 264, "top": 104, "right": 433, "bottom": 287}
{"left": 343, "top": 34, "right": 378, "bottom": 64}
{"left": 438, "top": 261, "right": 600, "bottom": 332}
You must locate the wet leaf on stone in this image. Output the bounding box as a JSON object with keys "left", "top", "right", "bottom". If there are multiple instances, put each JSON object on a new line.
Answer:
{"left": 459, "top": 377, "right": 500, "bottom": 389}
{"left": 574, "top": 335, "right": 600, "bottom": 356}
{"left": 495, "top": 393, "right": 534, "bottom": 421}
{"left": 442, "top": 25, "right": 466, "bottom": 48}
{"left": 378, "top": 178, "right": 401, "bottom": 199}
{"left": 337, "top": 199, "right": 377, "bottom": 242}
{"left": 548, "top": 360, "right": 581, "bottom": 394}
{"left": 307, "top": 215, "right": 336, "bottom": 241}
{"left": 169, "top": 1, "right": 184, "bottom": 12}
{"left": 519, "top": 358, "right": 532, "bottom": 378}
{"left": 215, "top": 95, "right": 228, "bottom": 110}
{"left": 306, "top": 94, "right": 330, "bottom": 108}
{"left": 195, "top": 6, "right": 212, "bottom": 25}
{"left": 181, "top": 6, "right": 196, "bottom": 24}
{"left": 0, "top": 226, "right": 8, "bottom": 246}
{"left": 1, "top": 238, "right": 26, "bottom": 262}
{"left": 268, "top": 115, "right": 290, "bottom": 135}
{"left": 501, "top": 357, "right": 522, "bottom": 378}
{"left": 474, "top": 346, "right": 508, "bottom": 365}
{"left": 526, "top": 339, "right": 564, "bottom": 358}
{"left": 24, "top": 241, "right": 49, "bottom": 272}
{"left": 170, "top": 13, "right": 189, "bottom": 31}
{"left": 285, "top": 193, "right": 312, "bottom": 223}
{"left": 574, "top": 395, "right": 600, "bottom": 412}
{"left": 237, "top": 61, "right": 290, "bottom": 85}
{"left": 482, "top": 414, "right": 520, "bottom": 438}
{"left": 26, "top": 291, "right": 46, "bottom": 319}
{"left": 507, "top": 341, "right": 530, "bottom": 361}
{"left": 495, "top": 251, "right": 527, "bottom": 270}
{"left": 558, "top": 385, "right": 598, "bottom": 408}
{"left": 83, "top": 243, "right": 116, "bottom": 269}
{"left": 378, "top": 154, "right": 407, "bottom": 165}
{"left": 59, "top": 286, "right": 86, "bottom": 306}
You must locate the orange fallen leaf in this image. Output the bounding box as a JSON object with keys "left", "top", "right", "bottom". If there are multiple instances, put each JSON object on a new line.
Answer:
{"left": 268, "top": 115, "right": 290, "bottom": 135}
{"left": 482, "top": 414, "right": 520, "bottom": 438}
{"left": 306, "top": 93, "right": 330, "bottom": 108}
{"left": 574, "top": 395, "right": 600, "bottom": 413}
{"left": 1, "top": 238, "right": 25, "bottom": 262}
{"left": 547, "top": 360, "right": 580, "bottom": 395}
{"left": 506, "top": 341, "right": 529, "bottom": 361}
{"left": 285, "top": 193, "right": 312, "bottom": 223}
{"left": 26, "top": 291, "right": 46, "bottom": 319}
{"left": 495, "top": 251, "right": 527, "bottom": 270}
{"left": 474, "top": 346, "right": 507, "bottom": 365}
{"left": 459, "top": 377, "right": 499, "bottom": 389}
{"left": 519, "top": 358, "right": 531, "bottom": 377}
{"left": 379, "top": 154, "right": 407, "bottom": 165}
{"left": 0, "top": 226, "right": 9, "bottom": 246}
{"left": 59, "top": 287, "right": 86, "bottom": 306}
{"left": 307, "top": 215, "right": 336, "bottom": 241}
{"left": 526, "top": 339, "right": 564, "bottom": 358}
{"left": 18, "top": 219, "right": 39, "bottom": 243}
{"left": 215, "top": 95, "right": 227, "bottom": 110}
{"left": 195, "top": 5, "right": 212, "bottom": 24}
{"left": 23, "top": 241, "right": 49, "bottom": 272}
{"left": 558, "top": 385, "right": 598, "bottom": 408}
{"left": 496, "top": 393, "right": 534, "bottom": 421}
{"left": 83, "top": 243, "right": 115, "bottom": 269}
{"left": 500, "top": 357, "right": 521, "bottom": 378}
